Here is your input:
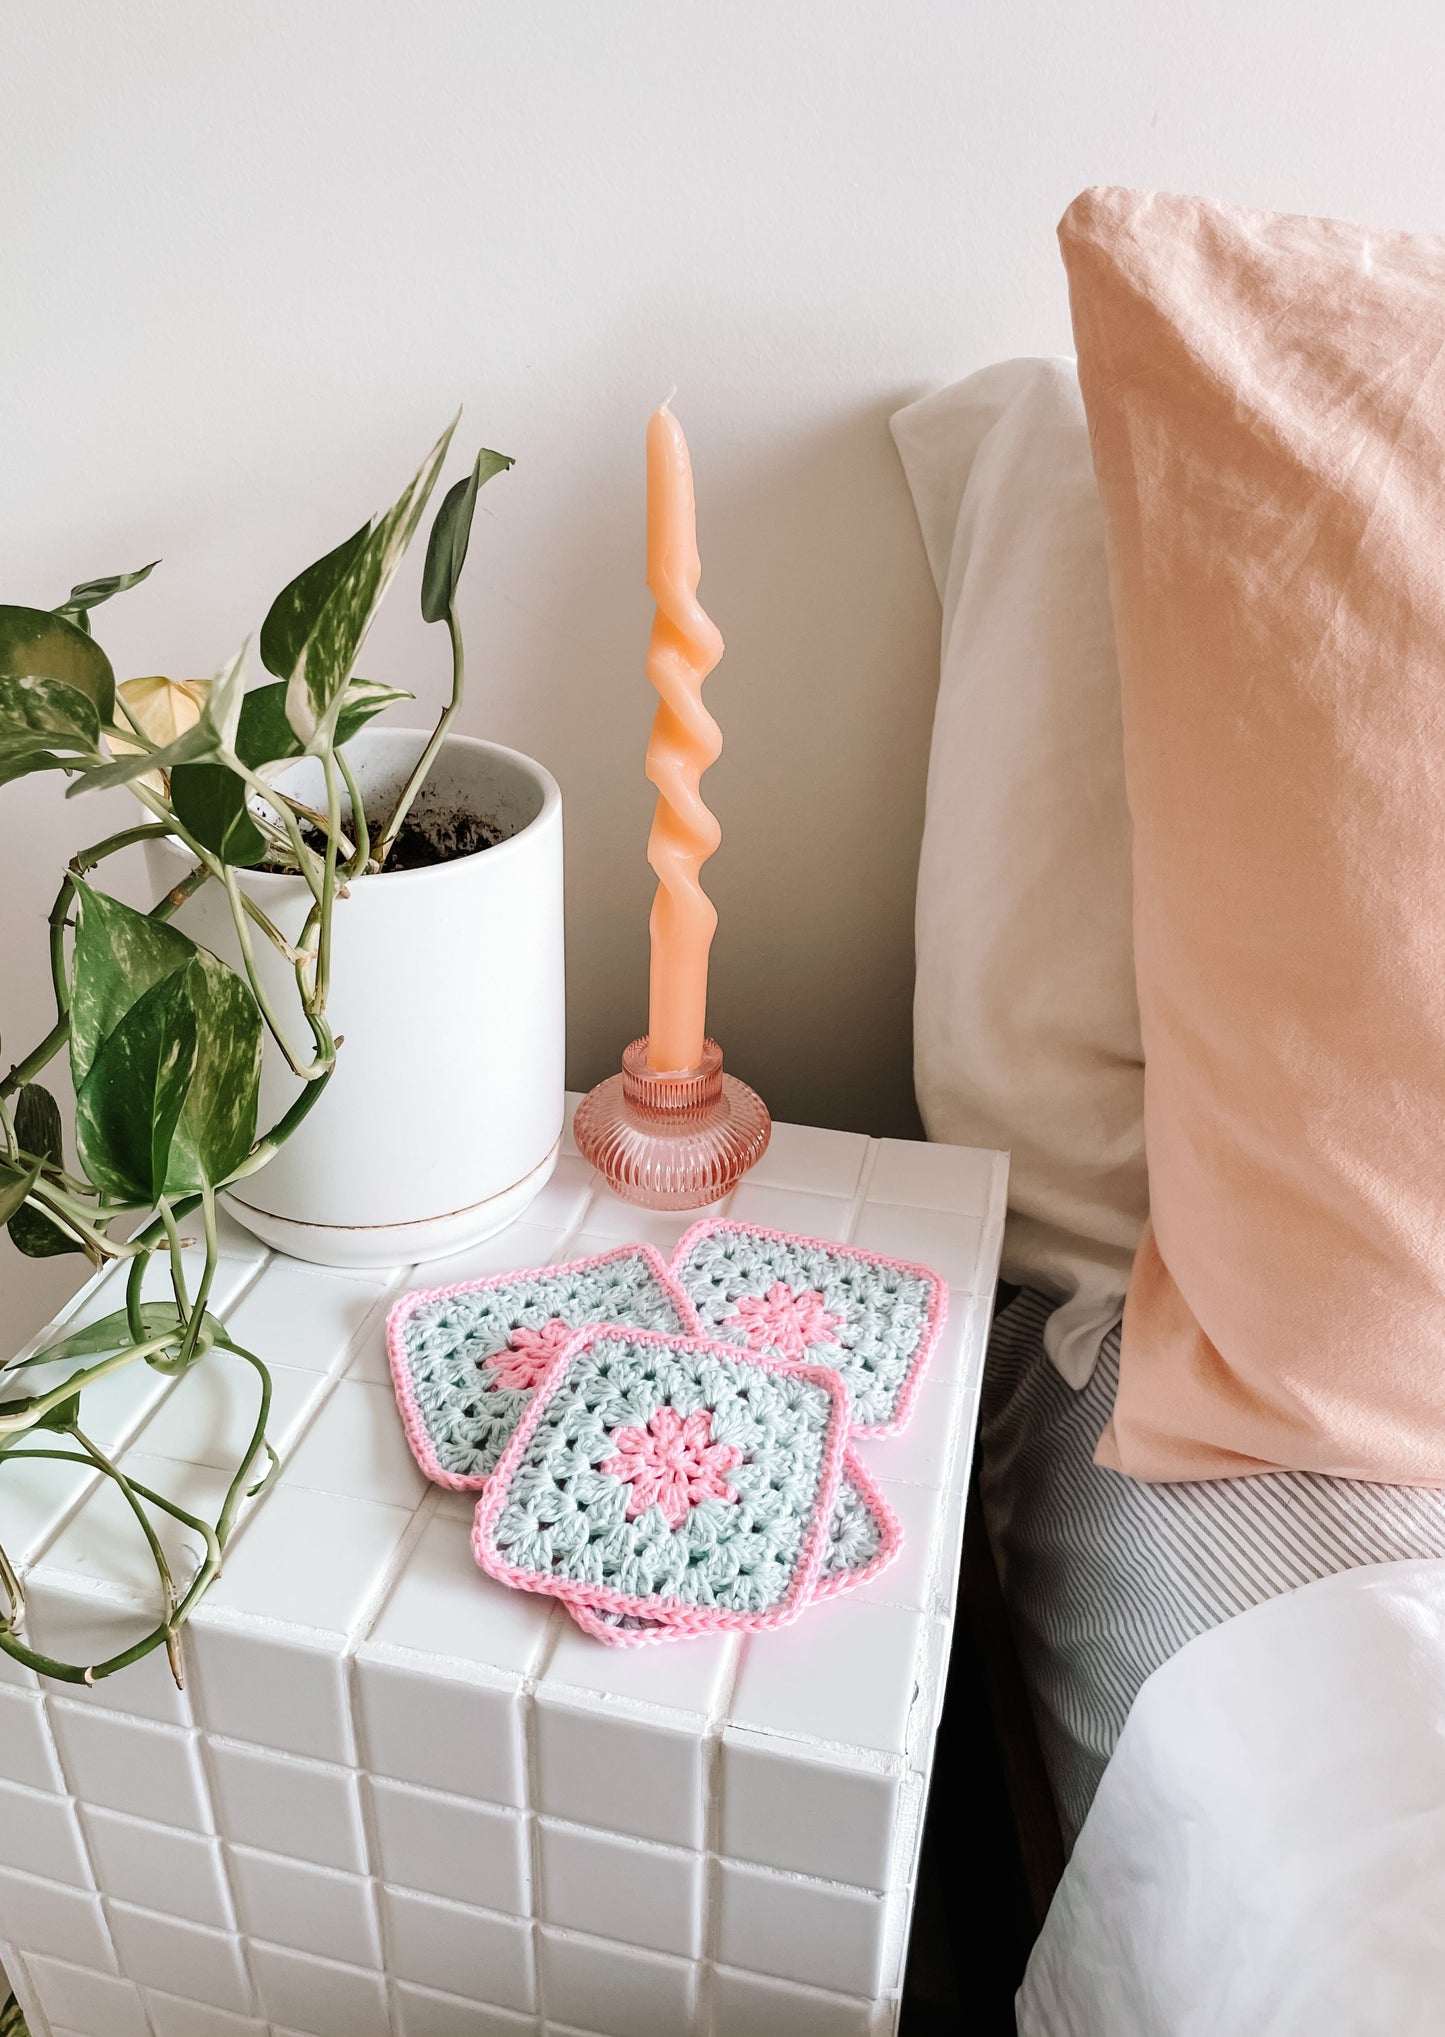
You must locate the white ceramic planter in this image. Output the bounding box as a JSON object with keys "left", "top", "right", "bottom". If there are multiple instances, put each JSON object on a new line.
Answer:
{"left": 145, "top": 728, "right": 565, "bottom": 1269}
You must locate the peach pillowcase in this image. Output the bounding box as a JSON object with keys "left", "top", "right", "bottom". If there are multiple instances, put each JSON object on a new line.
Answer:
{"left": 1059, "top": 185, "right": 1445, "bottom": 1484}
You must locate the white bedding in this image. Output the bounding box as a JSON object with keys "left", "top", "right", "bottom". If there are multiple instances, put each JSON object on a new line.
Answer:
{"left": 1018, "top": 1557, "right": 1445, "bottom": 2035}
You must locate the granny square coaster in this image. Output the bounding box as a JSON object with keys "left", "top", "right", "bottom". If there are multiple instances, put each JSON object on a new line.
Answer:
{"left": 567, "top": 1447, "right": 902, "bottom": 1646}
{"left": 473, "top": 1325, "right": 851, "bottom": 1633}
{"left": 671, "top": 1219, "right": 947, "bottom": 1436}
{"left": 387, "top": 1246, "right": 698, "bottom": 1489}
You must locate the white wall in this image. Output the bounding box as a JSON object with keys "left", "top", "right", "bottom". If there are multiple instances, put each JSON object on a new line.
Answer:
{"left": 6, "top": 1, "right": 1445, "bottom": 1339}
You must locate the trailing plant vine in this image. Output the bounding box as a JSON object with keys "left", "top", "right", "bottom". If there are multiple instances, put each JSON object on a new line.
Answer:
{"left": 0, "top": 418, "right": 512, "bottom": 1686}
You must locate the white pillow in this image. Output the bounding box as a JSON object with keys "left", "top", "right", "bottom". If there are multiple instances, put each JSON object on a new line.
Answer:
{"left": 891, "top": 358, "right": 1144, "bottom": 1386}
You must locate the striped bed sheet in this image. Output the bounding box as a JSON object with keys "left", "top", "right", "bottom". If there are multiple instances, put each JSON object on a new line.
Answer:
{"left": 979, "top": 1287, "right": 1445, "bottom": 1843}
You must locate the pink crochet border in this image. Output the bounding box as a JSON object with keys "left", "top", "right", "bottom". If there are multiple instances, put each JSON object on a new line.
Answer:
{"left": 669, "top": 1217, "right": 949, "bottom": 1440}
{"left": 566, "top": 1444, "right": 903, "bottom": 1647}
{"left": 471, "top": 1323, "right": 853, "bottom": 1636}
{"left": 386, "top": 1243, "right": 704, "bottom": 1493}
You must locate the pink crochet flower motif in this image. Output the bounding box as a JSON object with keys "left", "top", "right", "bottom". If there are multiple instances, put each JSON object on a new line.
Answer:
{"left": 481, "top": 1318, "right": 572, "bottom": 1393}
{"left": 600, "top": 1407, "right": 743, "bottom": 1530}
{"left": 724, "top": 1282, "right": 842, "bottom": 1359}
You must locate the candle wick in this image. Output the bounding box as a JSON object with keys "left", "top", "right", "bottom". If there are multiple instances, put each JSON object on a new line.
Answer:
{"left": 660, "top": 385, "right": 678, "bottom": 413}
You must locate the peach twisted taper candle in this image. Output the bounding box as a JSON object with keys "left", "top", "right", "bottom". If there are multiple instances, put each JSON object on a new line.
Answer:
{"left": 644, "top": 401, "right": 726, "bottom": 1073}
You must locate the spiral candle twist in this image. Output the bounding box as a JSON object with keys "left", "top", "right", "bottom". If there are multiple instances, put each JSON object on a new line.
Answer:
{"left": 644, "top": 402, "right": 726, "bottom": 1073}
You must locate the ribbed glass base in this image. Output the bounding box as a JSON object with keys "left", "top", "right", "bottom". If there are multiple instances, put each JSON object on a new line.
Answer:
{"left": 573, "top": 1037, "right": 771, "bottom": 1210}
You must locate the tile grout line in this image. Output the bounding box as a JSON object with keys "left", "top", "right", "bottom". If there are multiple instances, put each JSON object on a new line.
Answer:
{"left": 695, "top": 1630, "right": 746, "bottom": 2037}
{"left": 842, "top": 1137, "right": 883, "bottom": 1249}
{"left": 524, "top": 1601, "right": 568, "bottom": 2028}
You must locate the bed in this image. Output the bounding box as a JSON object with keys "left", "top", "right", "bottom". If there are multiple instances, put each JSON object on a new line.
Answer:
{"left": 894, "top": 186, "right": 1445, "bottom": 2036}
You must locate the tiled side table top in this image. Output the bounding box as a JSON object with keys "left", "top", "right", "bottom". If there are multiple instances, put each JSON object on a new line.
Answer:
{"left": 0, "top": 1099, "right": 1007, "bottom": 2037}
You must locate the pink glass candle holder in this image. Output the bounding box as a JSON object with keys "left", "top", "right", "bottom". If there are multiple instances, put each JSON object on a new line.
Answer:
{"left": 573, "top": 1037, "right": 771, "bottom": 1210}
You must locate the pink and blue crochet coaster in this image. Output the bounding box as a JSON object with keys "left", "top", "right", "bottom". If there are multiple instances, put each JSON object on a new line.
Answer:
{"left": 670, "top": 1219, "right": 947, "bottom": 1437}
{"left": 567, "top": 1445, "right": 900, "bottom": 1646}
{"left": 472, "top": 1325, "right": 851, "bottom": 1634}
{"left": 387, "top": 1245, "right": 698, "bottom": 1490}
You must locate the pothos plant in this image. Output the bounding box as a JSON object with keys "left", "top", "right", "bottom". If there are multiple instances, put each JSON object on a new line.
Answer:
{"left": 0, "top": 417, "right": 512, "bottom": 1686}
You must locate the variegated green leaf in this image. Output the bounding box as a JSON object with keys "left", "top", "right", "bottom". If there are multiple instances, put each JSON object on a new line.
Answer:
{"left": 75, "top": 973, "right": 198, "bottom": 1203}
{"left": 0, "top": 676, "right": 102, "bottom": 787}
{"left": 163, "top": 950, "right": 262, "bottom": 1193}
{"left": 54, "top": 561, "right": 158, "bottom": 635}
{"left": 285, "top": 419, "right": 456, "bottom": 749}
{"left": 420, "top": 448, "right": 513, "bottom": 625}
{"left": 0, "top": 606, "right": 115, "bottom": 723}
{"left": 7, "top": 1084, "right": 83, "bottom": 1258}
{"left": 70, "top": 888, "right": 197, "bottom": 1089}
{"left": 234, "top": 676, "right": 413, "bottom": 773}
{"left": 68, "top": 890, "right": 262, "bottom": 1193}
{"left": 169, "top": 762, "right": 267, "bottom": 867}
{"left": 0, "top": 1156, "right": 44, "bottom": 1229}
{"left": 260, "top": 522, "right": 369, "bottom": 681}
{"left": 7, "top": 1303, "right": 200, "bottom": 1369}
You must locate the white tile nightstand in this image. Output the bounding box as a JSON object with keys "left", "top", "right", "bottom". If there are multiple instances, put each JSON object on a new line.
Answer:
{"left": 0, "top": 1101, "right": 1006, "bottom": 2037}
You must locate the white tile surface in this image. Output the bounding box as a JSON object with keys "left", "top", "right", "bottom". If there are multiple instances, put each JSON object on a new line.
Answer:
{"left": 395, "top": 1978, "right": 535, "bottom": 2035}
{"left": 131, "top": 1359, "right": 327, "bottom": 1473}
{"left": 201, "top": 1485, "right": 413, "bottom": 1633}
{"left": 411, "top": 1220, "right": 561, "bottom": 1289}
{"left": 743, "top": 1122, "right": 869, "bottom": 1198}
{"left": 365, "top": 1508, "right": 552, "bottom": 1676}
{"left": 0, "top": 1779, "right": 91, "bottom": 1886}
{"left": 108, "top": 1903, "right": 252, "bottom": 2013}
{"left": 0, "top": 1119, "right": 1008, "bottom": 2037}
{"left": 851, "top": 1369, "right": 959, "bottom": 1491}
{"left": 534, "top": 1694, "right": 705, "bottom": 1849}
{"left": 543, "top": 1618, "right": 735, "bottom": 1719}
{"left": 279, "top": 1378, "right": 428, "bottom": 1509}
{"left": 717, "top": 1860, "right": 886, "bottom": 1997}
{"left": 356, "top": 1656, "right": 525, "bottom": 1806}
{"left": 539, "top": 1819, "right": 702, "bottom": 1957}
{"left": 850, "top": 1202, "right": 984, "bottom": 1289}
{"left": 370, "top": 1777, "right": 527, "bottom": 1911}
{"left": 218, "top": 1261, "right": 390, "bottom": 1376}
{"left": 143, "top": 1990, "right": 268, "bottom": 2037}
{"left": 189, "top": 1621, "right": 353, "bottom": 1765}
{"left": 0, "top": 1866, "right": 114, "bottom": 1968}
{"left": 855, "top": 1477, "right": 946, "bottom": 1610}
{"left": 729, "top": 1598, "right": 923, "bottom": 1756}
{"left": 0, "top": 1451, "right": 100, "bottom": 1571}
{"left": 538, "top": 1928, "right": 695, "bottom": 2037}
{"left": 866, "top": 1138, "right": 998, "bottom": 1216}
{"left": 383, "top": 1886, "right": 534, "bottom": 2011}
{"left": 721, "top": 1731, "right": 899, "bottom": 1889}
{"left": 723, "top": 1184, "right": 853, "bottom": 1240}
{"left": 23, "top": 1954, "right": 150, "bottom": 2037}
{"left": 207, "top": 1738, "right": 366, "bottom": 1872}
{"left": 50, "top": 1703, "right": 213, "bottom": 1830}
{"left": 84, "top": 1806, "right": 232, "bottom": 1926}
{"left": 0, "top": 1688, "right": 63, "bottom": 1791}
{"left": 230, "top": 1845, "right": 380, "bottom": 1966}
{"left": 712, "top": 1965, "right": 872, "bottom": 2037}
{"left": 248, "top": 1940, "right": 390, "bottom": 2037}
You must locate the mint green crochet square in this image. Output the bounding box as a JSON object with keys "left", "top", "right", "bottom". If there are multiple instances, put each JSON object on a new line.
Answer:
{"left": 486, "top": 1331, "right": 840, "bottom": 1617}
{"left": 389, "top": 1249, "right": 692, "bottom": 1486}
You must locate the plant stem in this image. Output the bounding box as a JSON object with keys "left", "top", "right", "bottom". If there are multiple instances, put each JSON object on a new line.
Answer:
{"left": 0, "top": 1340, "right": 175, "bottom": 1437}
{"left": 175, "top": 1182, "right": 217, "bottom": 1370}
{"left": 157, "top": 1198, "right": 191, "bottom": 1317}
{"left": 374, "top": 605, "right": 464, "bottom": 866}
{"left": 72, "top": 1421, "right": 179, "bottom": 1649}
{"left": 316, "top": 746, "right": 342, "bottom": 1010}
{"left": 337, "top": 749, "right": 371, "bottom": 878}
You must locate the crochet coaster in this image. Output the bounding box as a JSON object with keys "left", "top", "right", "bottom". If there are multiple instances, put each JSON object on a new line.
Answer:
{"left": 567, "top": 1446, "right": 901, "bottom": 1646}
{"left": 671, "top": 1219, "right": 947, "bottom": 1436}
{"left": 473, "top": 1325, "right": 851, "bottom": 1633}
{"left": 387, "top": 1246, "right": 698, "bottom": 1489}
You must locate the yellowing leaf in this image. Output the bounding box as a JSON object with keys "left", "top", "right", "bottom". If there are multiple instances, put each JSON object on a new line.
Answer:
{"left": 111, "top": 676, "right": 212, "bottom": 791}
